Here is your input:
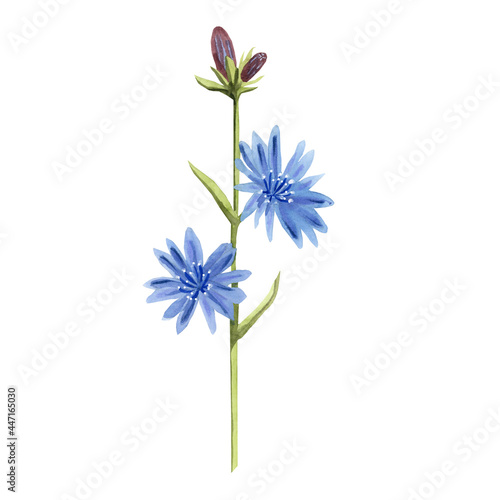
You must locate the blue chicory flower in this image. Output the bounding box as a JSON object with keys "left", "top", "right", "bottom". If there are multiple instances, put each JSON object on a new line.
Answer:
{"left": 235, "top": 126, "right": 334, "bottom": 248}
{"left": 145, "top": 228, "right": 251, "bottom": 334}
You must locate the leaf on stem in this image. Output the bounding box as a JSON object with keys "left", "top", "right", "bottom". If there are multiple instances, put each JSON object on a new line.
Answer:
{"left": 237, "top": 273, "right": 281, "bottom": 339}
{"left": 188, "top": 162, "right": 239, "bottom": 225}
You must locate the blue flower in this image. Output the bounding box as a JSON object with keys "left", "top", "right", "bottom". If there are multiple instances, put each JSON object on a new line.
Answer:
{"left": 145, "top": 228, "right": 251, "bottom": 334}
{"left": 235, "top": 125, "right": 334, "bottom": 248}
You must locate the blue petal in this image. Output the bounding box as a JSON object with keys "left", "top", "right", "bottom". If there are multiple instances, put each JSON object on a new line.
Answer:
{"left": 283, "top": 141, "right": 306, "bottom": 178}
{"left": 291, "top": 205, "right": 328, "bottom": 233}
{"left": 144, "top": 277, "right": 178, "bottom": 289}
{"left": 294, "top": 174, "right": 325, "bottom": 192}
{"left": 200, "top": 295, "right": 216, "bottom": 334}
{"left": 293, "top": 191, "right": 334, "bottom": 208}
{"left": 265, "top": 204, "right": 275, "bottom": 241}
{"left": 147, "top": 288, "right": 184, "bottom": 303}
{"left": 252, "top": 132, "right": 269, "bottom": 174}
{"left": 239, "top": 141, "right": 262, "bottom": 176}
{"left": 204, "top": 243, "right": 235, "bottom": 275}
{"left": 210, "top": 283, "right": 247, "bottom": 304}
{"left": 176, "top": 298, "right": 197, "bottom": 334}
{"left": 288, "top": 150, "right": 315, "bottom": 181}
{"left": 254, "top": 199, "right": 267, "bottom": 227}
{"left": 166, "top": 239, "right": 187, "bottom": 270}
{"left": 234, "top": 182, "right": 261, "bottom": 193}
{"left": 184, "top": 228, "right": 203, "bottom": 268}
{"left": 235, "top": 159, "right": 261, "bottom": 183}
{"left": 276, "top": 204, "right": 303, "bottom": 248}
{"left": 240, "top": 192, "right": 262, "bottom": 221}
{"left": 298, "top": 220, "right": 319, "bottom": 247}
{"left": 211, "top": 270, "right": 251, "bottom": 285}
{"left": 154, "top": 249, "right": 183, "bottom": 277}
{"left": 162, "top": 297, "right": 187, "bottom": 319}
{"left": 205, "top": 290, "right": 234, "bottom": 320}
{"left": 268, "top": 125, "right": 282, "bottom": 178}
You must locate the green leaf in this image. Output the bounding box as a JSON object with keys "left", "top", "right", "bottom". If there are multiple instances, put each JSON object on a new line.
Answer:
{"left": 225, "top": 56, "right": 236, "bottom": 82}
{"left": 237, "top": 273, "right": 281, "bottom": 339}
{"left": 195, "top": 75, "right": 228, "bottom": 94}
{"left": 242, "top": 75, "right": 264, "bottom": 86}
{"left": 210, "top": 67, "right": 228, "bottom": 85}
{"left": 188, "top": 162, "right": 239, "bottom": 225}
{"left": 238, "top": 86, "right": 257, "bottom": 96}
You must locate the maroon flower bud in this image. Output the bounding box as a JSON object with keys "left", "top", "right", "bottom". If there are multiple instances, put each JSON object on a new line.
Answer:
{"left": 211, "top": 27, "right": 236, "bottom": 80}
{"left": 241, "top": 53, "right": 267, "bottom": 82}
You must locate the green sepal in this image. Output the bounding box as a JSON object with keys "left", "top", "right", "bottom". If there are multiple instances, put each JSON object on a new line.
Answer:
{"left": 240, "top": 48, "right": 255, "bottom": 68}
{"left": 225, "top": 56, "right": 237, "bottom": 83}
{"left": 242, "top": 75, "right": 264, "bottom": 86}
{"left": 238, "top": 86, "right": 257, "bottom": 96}
{"left": 210, "top": 67, "right": 228, "bottom": 86}
{"left": 188, "top": 162, "right": 239, "bottom": 225}
{"left": 237, "top": 273, "right": 281, "bottom": 339}
{"left": 195, "top": 75, "right": 228, "bottom": 94}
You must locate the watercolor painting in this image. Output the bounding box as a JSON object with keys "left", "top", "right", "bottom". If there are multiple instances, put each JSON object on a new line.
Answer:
{"left": 145, "top": 27, "right": 334, "bottom": 471}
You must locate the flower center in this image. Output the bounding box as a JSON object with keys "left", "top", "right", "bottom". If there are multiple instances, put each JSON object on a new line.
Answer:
{"left": 262, "top": 173, "right": 294, "bottom": 204}
{"left": 176, "top": 262, "right": 212, "bottom": 301}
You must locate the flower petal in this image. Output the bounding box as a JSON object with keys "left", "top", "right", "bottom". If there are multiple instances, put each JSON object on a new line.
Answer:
{"left": 162, "top": 297, "right": 187, "bottom": 320}
{"left": 147, "top": 288, "right": 184, "bottom": 303}
{"left": 268, "top": 125, "right": 282, "bottom": 178}
{"left": 240, "top": 192, "right": 262, "bottom": 221}
{"left": 283, "top": 141, "right": 306, "bottom": 178}
{"left": 252, "top": 132, "right": 268, "bottom": 173}
{"left": 254, "top": 198, "right": 267, "bottom": 227}
{"left": 265, "top": 204, "right": 275, "bottom": 241}
{"left": 288, "top": 150, "right": 315, "bottom": 181}
{"left": 205, "top": 289, "right": 234, "bottom": 320}
{"left": 293, "top": 191, "right": 334, "bottom": 208}
{"left": 276, "top": 204, "right": 303, "bottom": 248}
{"left": 200, "top": 295, "right": 216, "bottom": 334}
{"left": 234, "top": 182, "right": 261, "bottom": 193}
{"left": 292, "top": 205, "right": 328, "bottom": 233}
{"left": 176, "top": 298, "right": 198, "bottom": 334}
{"left": 235, "top": 158, "right": 261, "bottom": 183}
{"left": 184, "top": 228, "right": 203, "bottom": 268}
{"left": 154, "top": 249, "right": 183, "bottom": 277}
{"left": 144, "top": 277, "right": 179, "bottom": 289}
{"left": 204, "top": 243, "right": 235, "bottom": 275}
{"left": 239, "top": 141, "right": 261, "bottom": 176}
{"left": 211, "top": 270, "right": 252, "bottom": 285}
{"left": 294, "top": 174, "right": 325, "bottom": 192}
{"left": 166, "top": 239, "right": 187, "bottom": 270}
{"left": 211, "top": 284, "right": 247, "bottom": 304}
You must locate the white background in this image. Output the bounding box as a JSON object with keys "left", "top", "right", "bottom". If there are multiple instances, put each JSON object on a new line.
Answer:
{"left": 1, "top": 0, "right": 500, "bottom": 499}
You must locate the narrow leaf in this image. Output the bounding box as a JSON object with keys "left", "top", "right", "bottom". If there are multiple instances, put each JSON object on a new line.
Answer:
{"left": 210, "top": 66, "right": 228, "bottom": 85}
{"left": 242, "top": 75, "right": 264, "bottom": 87}
{"left": 225, "top": 56, "right": 236, "bottom": 82}
{"left": 237, "top": 273, "right": 281, "bottom": 339}
{"left": 188, "top": 162, "right": 239, "bottom": 224}
{"left": 195, "top": 75, "right": 228, "bottom": 93}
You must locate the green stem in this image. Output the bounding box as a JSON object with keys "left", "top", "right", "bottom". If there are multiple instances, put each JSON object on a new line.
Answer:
{"left": 230, "top": 96, "right": 240, "bottom": 472}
